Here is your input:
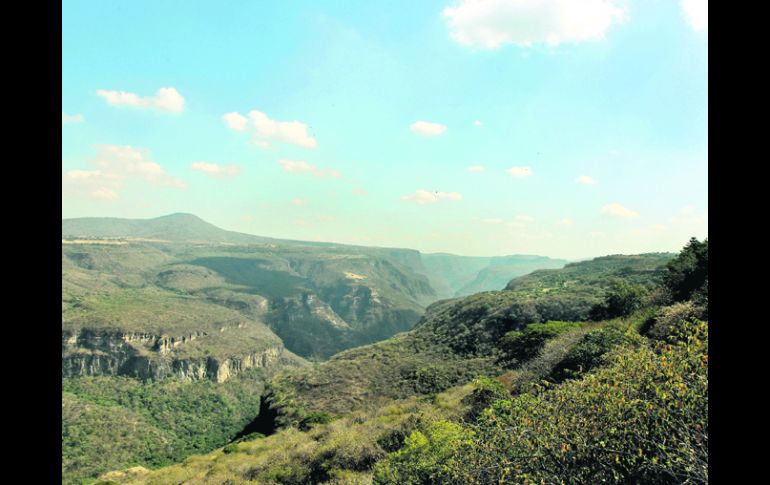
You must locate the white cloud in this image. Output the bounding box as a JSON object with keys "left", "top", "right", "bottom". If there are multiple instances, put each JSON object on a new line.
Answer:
{"left": 278, "top": 159, "right": 341, "bottom": 179}
{"left": 410, "top": 121, "right": 447, "bottom": 136}
{"left": 670, "top": 205, "right": 708, "bottom": 225}
{"left": 515, "top": 215, "right": 535, "bottom": 223}
{"left": 474, "top": 120, "right": 483, "bottom": 127}
{"left": 681, "top": 0, "right": 708, "bottom": 31}
{"left": 601, "top": 202, "right": 639, "bottom": 218}
{"left": 65, "top": 169, "right": 102, "bottom": 180}
{"left": 467, "top": 165, "right": 485, "bottom": 172}
{"left": 576, "top": 175, "right": 597, "bottom": 185}
{"left": 442, "top": 0, "right": 626, "bottom": 49}
{"left": 558, "top": 218, "right": 573, "bottom": 226}
{"left": 62, "top": 112, "right": 84, "bottom": 124}
{"left": 250, "top": 111, "right": 317, "bottom": 148}
{"left": 222, "top": 112, "right": 249, "bottom": 131}
{"left": 224, "top": 110, "right": 317, "bottom": 148}
{"left": 507, "top": 166, "right": 532, "bottom": 177}
{"left": 63, "top": 145, "right": 186, "bottom": 200}
{"left": 96, "top": 87, "right": 185, "bottom": 113}
{"left": 291, "top": 197, "right": 307, "bottom": 206}
{"left": 401, "top": 189, "right": 463, "bottom": 204}
{"left": 191, "top": 161, "right": 241, "bottom": 179}
{"left": 352, "top": 188, "right": 368, "bottom": 196}
{"left": 481, "top": 218, "right": 504, "bottom": 224}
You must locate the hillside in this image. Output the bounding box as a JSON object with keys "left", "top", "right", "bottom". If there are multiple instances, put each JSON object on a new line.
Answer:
{"left": 265, "top": 252, "right": 674, "bottom": 418}
{"left": 61, "top": 214, "right": 681, "bottom": 484}
{"left": 96, "top": 240, "right": 706, "bottom": 485}
{"left": 63, "top": 214, "right": 570, "bottom": 300}
{"left": 61, "top": 222, "right": 442, "bottom": 484}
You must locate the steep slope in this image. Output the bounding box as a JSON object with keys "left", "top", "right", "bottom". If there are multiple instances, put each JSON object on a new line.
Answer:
{"left": 266, "top": 253, "right": 673, "bottom": 418}
{"left": 62, "top": 237, "right": 436, "bottom": 361}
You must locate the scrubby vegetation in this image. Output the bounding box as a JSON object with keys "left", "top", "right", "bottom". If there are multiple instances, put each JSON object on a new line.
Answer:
{"left": 64, "top": 217, "right": 705, "bottom": 485}
{"left": 62, "top": 371, "right": 268, "bottom": 485}
{"left": 373, "top": 319, "right": 707, "bottom": 484}
{"left": 95, "top": 239, "right": 705, "bottom": 484}
{"left": 267, "top": 253, "right": 673, "bottom": 417}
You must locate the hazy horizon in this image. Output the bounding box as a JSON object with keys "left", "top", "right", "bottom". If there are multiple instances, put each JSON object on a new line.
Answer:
{"left": 61, "top": 211, "right": 682, "bottom": 261}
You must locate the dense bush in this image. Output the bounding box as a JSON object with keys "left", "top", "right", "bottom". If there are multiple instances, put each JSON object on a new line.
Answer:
{"left": 549, "top": 323, "right": 642, "bottom": 382}
{"left": 663, "top": 237, "right": 708, "bottom": 305}
{"left": 373, "top": 320, "right": 708, "bottom": 484}
{"left": 461, "top": 377, "right": 509, "bottom": 421}
{"left": 645, "top": 301, "right": 703, "bottom": 341}
{"left": 62, "top": 372, "right": 265, "bottom": 485}
{"left": 299, "top": 412, "right": 338, "bottom": 431}
{"left": 589, "top": 281, "right": 649, "bottom": 320}
{"left": 499, "top": 321, "right": 582, "bottom": 365}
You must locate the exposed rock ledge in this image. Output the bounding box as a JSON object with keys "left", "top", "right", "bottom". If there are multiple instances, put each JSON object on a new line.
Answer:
{"left": 62, "top": 329, "right": 284, "bottom": 383}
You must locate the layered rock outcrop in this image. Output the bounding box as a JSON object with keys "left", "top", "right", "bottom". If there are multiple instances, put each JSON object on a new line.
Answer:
{"left": 62, "top": 329, "right": 285, "bottom": 382}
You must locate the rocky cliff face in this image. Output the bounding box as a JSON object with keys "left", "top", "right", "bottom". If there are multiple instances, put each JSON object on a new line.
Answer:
{"left": 62, "top": 329, "right": 285, "bottom": 383}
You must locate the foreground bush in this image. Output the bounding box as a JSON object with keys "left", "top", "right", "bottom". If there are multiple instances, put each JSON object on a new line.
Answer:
{"left": 374, "top": 320, "right": 708, "bottom": 484}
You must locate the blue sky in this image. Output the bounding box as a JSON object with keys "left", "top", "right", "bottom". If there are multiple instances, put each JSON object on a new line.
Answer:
{"left": 62, "top": 0, "right": 708, "bottom": 259}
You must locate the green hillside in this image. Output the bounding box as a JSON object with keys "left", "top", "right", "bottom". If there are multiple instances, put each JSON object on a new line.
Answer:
{"left": 95, "top": 239, "right": 706, "bottom": 485}
{"left": 265, "top": 252, "right": 674, "bottom": 419}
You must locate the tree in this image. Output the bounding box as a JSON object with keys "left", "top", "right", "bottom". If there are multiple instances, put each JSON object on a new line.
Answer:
{"left": 589, "top": 281, "right": 648, "bottom": 320}
{"left": 663, "top": 237, "right": 708, "bottom": 304}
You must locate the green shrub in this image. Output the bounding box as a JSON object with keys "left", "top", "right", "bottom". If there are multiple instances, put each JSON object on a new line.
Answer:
{"left": 500, "top": 321, "right": 582, "bottom": 365}
{"left": 374, "top": 320, "right": 708, "bottom": 484}
{"left": 589, "top": 281, "right": 649, "bottom": 320}
{"left": 299, "top": 411, "right": 337, "bottom": 431}
{"left": 462, "top": 377, "right": 509, "bottom": 421}
{"left": 222, "top": 443, "right": 240, "bottom": 454}
{"left": 549, "top": 324, "right": 640, "bottom": 381}
{"left": 645, "top": 301, "right": 702, "bottom": 341}
{"left": 663, "top": 237, "right": 708, "bottom": 304}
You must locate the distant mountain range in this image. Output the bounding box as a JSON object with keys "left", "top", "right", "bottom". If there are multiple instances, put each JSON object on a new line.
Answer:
{"left": 62, "top": 213, "right": 569, "bottom": 299}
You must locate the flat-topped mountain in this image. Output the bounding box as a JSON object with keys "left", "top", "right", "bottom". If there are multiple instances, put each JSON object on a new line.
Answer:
{"left": 63, "top": 213, "right": 280, "bottom": 245}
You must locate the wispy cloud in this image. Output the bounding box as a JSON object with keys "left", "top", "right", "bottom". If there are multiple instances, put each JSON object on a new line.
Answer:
{"left": 62, "top": 112, "right": 84, "bottom": 124}
{"left": 601, "top": 202, "right": 639, "bottom": 218}
{"left": 224, "top": 110, "right": 317, "bottom": 148}
{"left": 191, "top": 161, "right": 241, "bottom": 179}
{"left": 278, "top": 159, "right": 341, "bottom": 178}
{"left": 467, "top": 165, "right": 485, "bottom": 172}
{"left": 474, "top": 120, "right": 483, "bottom": 127}
{"left": 442, "top": 0, "right": 626, "bottom": 49}
{"left": 96, "top": 87, "right": 185, "bottom": 113}
{"left": 291, "top": 197, "right": 307, "bottom": 206}
{"left": 576, "top": 175, "right": 597, "bottom": 185}
{"left": 401, "top": 189, "right": 463, "bottom": 204}
{"left": 410, "top": 121, "right": 447, "bottom": 136}
{"left": 507, "top": 166, "right": 533, "bottom": 178}
{"left": 557, "top": 218, "right": 573, "bottom": 226}
{"left": 63, "top": 145, "right": 185, "bottom": 200}
{"left": 681, "top": 0, "right": 707, "bottom": 31}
